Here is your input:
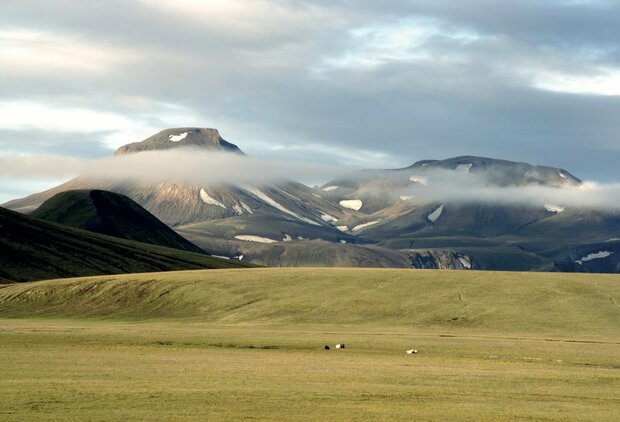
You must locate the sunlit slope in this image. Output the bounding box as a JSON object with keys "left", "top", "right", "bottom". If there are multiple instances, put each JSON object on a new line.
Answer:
{"left": 1, "top": 268, "right": 618, "bottom": 337}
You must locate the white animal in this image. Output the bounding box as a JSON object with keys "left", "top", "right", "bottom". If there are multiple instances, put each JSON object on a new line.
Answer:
{"left": 406, "top": 349, "right": 418, "bottom": 354}
{"left": 335, "top": 343, "right": 346, "bottom": 349}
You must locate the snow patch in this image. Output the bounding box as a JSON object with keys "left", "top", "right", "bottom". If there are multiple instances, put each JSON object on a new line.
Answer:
{"left": 232, "top": 204, "right": 244, "bottom": 215}
{"left": 400, "top": 195, "right": 414, "bottom": 201}
{"left": 169, "top": 132, "right": 188, "bottom": 142}
{"left": 339, "top": 239, "right": 347, "bottom": 244}
{"left": 456, "top": 163, "right": 472, "bottom": 173}
{"left": 312, "top": 193, "right": 322, "bottom": 198}
{"left": 339, "top": 199, "right": 363, "bottom": 211}
{"left": 352, "top": 219, "right": 381, "bottom": 232}
{"left": 336, "top": 225, "right": 349, "bottom": 232}
{"left": 234, "top": 254, "right": 244, "bottom": 261}
{"left": 243, "top": 185, "right": 319, "bottom": 225}
{"left": 235, "top": 235, "right": 278, "bottom": 244}
{"left": 200, "top": 189, "right": 226, "bottom": 209}
{"left": 211, "top": 255, "right": 230, "bottom": 260}
{"left": 558, "top": 172, "right": 567, "bottom": 179}
{"left": 544, "top": 204, "right": 565, "bottom": 214}
{"left": 240, "top": 202, "right": 253, "bottom": 214}
{"left": 321, "top": 213, "right": 337, "bottom": 222}
{"left": 323, "top": 185, "right": 338, "bottom": 192}
{"left": 575, "top": 251, "right": 613, "bottom": 265}
{"left": 409, "top": 175, "right": 428, "bottom": 185}
{"left": 427, "top": 204, "right": 444, "bottom": 223}
{"left": 283, "top": 234, "right": 292, "bottom": 241}
{"left": 458, "top": 256, "right": 472, "bottom": 269}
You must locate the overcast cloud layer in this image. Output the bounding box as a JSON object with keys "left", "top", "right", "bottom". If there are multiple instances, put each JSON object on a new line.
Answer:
{"left": 1, "top": 0, "right": 619, "bottom": 202}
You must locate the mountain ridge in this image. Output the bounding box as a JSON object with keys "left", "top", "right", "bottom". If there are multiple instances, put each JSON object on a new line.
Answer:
{"left": 114, "top": 127, "right": 243, "bottom": 155}
{"left": 2, "top": 128, "right": 618, "bottom": 273}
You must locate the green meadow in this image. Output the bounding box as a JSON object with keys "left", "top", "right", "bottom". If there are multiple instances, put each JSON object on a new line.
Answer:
{"left": 1, "top": 268, "right": 619, "bottom": 420}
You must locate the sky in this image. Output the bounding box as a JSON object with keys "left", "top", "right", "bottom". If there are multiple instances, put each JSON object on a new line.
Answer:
{"left": 1, "top": 0, "right": 619, "bottom": 203}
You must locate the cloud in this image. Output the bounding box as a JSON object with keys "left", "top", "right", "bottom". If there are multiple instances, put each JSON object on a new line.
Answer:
{"left": 355, "top": 166, "right": 620, "bottom": 209}
{"left": 0, "top": 154, "right": 86, "bottom": 179}
{"left": 0, "top": 150, "right": 353, "bottom": 186}
{"left": 0, "top": 0, "right": 619, "bottom": 196}
{"left": 0, "top": 128, "right": 114, "bottom": 158}
{"left": 1, "top": 150, "right": 619, "bottom": 210}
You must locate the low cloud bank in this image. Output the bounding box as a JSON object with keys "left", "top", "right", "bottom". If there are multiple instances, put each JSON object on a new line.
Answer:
{"left": 1, "top": 151, "right": 619, "bottom": 209}
{"left": 401, "top": 181, "right": 620, "bottom": 210}
{"left": 393, "top": 168, "right": 620, "bottom": 209}
{"left": 0, "top": 150, "right": 350, "bottom": 186}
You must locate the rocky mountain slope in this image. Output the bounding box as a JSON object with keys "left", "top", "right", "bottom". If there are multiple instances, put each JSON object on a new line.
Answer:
{"left": 3, "top": 128, "right": 618, "bottom": 272}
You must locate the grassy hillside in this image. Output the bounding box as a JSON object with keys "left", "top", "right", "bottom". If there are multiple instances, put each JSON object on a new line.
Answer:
{"left": 1, "top": 268, "right": 618, "bottom": 337}
{"left": 30, "top": 189, "right": 205, "bottom": 253}
{"left": 0, "top": 206, "right": 249, "bottom": 283}
{"left": 1, "top": 268, "right": 619, "bottom": 420}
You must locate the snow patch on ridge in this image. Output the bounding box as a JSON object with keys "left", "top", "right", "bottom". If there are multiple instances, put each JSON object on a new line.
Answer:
{"left": 323, "top": 185, "right": 338, "bottom": 192}
{"left": 545, "top": 204, "right": 565, "bottom": 214}
{"left": 242, "top": 185, "right": 319, "bottom": 225}
{"left": 340, "top": 199, "right": 363, "bottom": 211}
{"left": 169, "top": 132, "right": 188, "bottom": 142}
{"left": 240, "top": 202, "right": 253, "bottom": 214}
{"left": 456, "top": 163, "right": 472, "bottom": 173}
{"left": 200, "top": 189, "right": 226, "bottom": 208}
{"left": 575, "top": 251, "right": 613, "bottom": 265}
{"left": 409, "top": 175, "right": 428, "bottom": 185}
{"left": 427, "top": 204, "right": 444, "bottom": 223}
{"left": 235, "top": 235, "right": 278, "bottom": 244}
{"left": 352, "top": 219, "right": 381, "bottom": 232}
{"left": 458, "top": 256, "right": 472, "bottom": 269}
{"left": 336, "top": 225, "right": 349, "bottom": 232}
{"left": 321, "top": 213, "right": 337, "bottom": 222}
{"left": 232, "top": 204, "right": 244, "bottom": 215}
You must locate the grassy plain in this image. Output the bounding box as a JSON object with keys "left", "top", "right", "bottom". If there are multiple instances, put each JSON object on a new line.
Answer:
{"left": 0, "top": 268, "right": 619, "bottom": 420}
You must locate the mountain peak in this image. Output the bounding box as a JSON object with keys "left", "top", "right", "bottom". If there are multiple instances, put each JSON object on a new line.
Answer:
{"left": 407, "top": 155, "right": 581, "bottom": 186}
{"left": 114, "top": 128, "right": 243, "bottom": 156}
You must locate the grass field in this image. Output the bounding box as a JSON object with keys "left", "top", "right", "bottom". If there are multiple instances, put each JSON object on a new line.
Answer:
{"left": 1, "top": 268, "right": 619, "bottom": 420}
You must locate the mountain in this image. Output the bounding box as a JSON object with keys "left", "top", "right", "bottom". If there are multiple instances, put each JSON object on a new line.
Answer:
{"left": 317, "top": 156, "right": 619, "bottom": 272}
{"left": 3, "top": 129, "right": 619, "bottom": 273}
{"left": 114, "top": 128, "right": 242, "bottom": 155}
{"left": 30, "top": 189, "right": 205, "bottom": 254}
{"left": 0, "top": 206, "right": 248, "bottom": 283}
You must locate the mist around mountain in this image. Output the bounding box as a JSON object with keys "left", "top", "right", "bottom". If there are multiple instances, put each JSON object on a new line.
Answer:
{"left": 3, "top": 128, "right": 619, "bottom": 273}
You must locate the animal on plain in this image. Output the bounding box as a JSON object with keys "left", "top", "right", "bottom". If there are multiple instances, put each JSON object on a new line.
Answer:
{"left": 336, "top": 343, "right": 345, "bottom": 349}
{"left": 406, "top": 349, "right": 418, "bottom": 354}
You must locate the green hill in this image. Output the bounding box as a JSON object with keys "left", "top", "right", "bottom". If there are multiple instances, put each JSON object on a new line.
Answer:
{"left": 1, "top": 268, "right": 618, "bottom": 337}
{"left": 0, "top": 206, "right": 249, "bottom": 283}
